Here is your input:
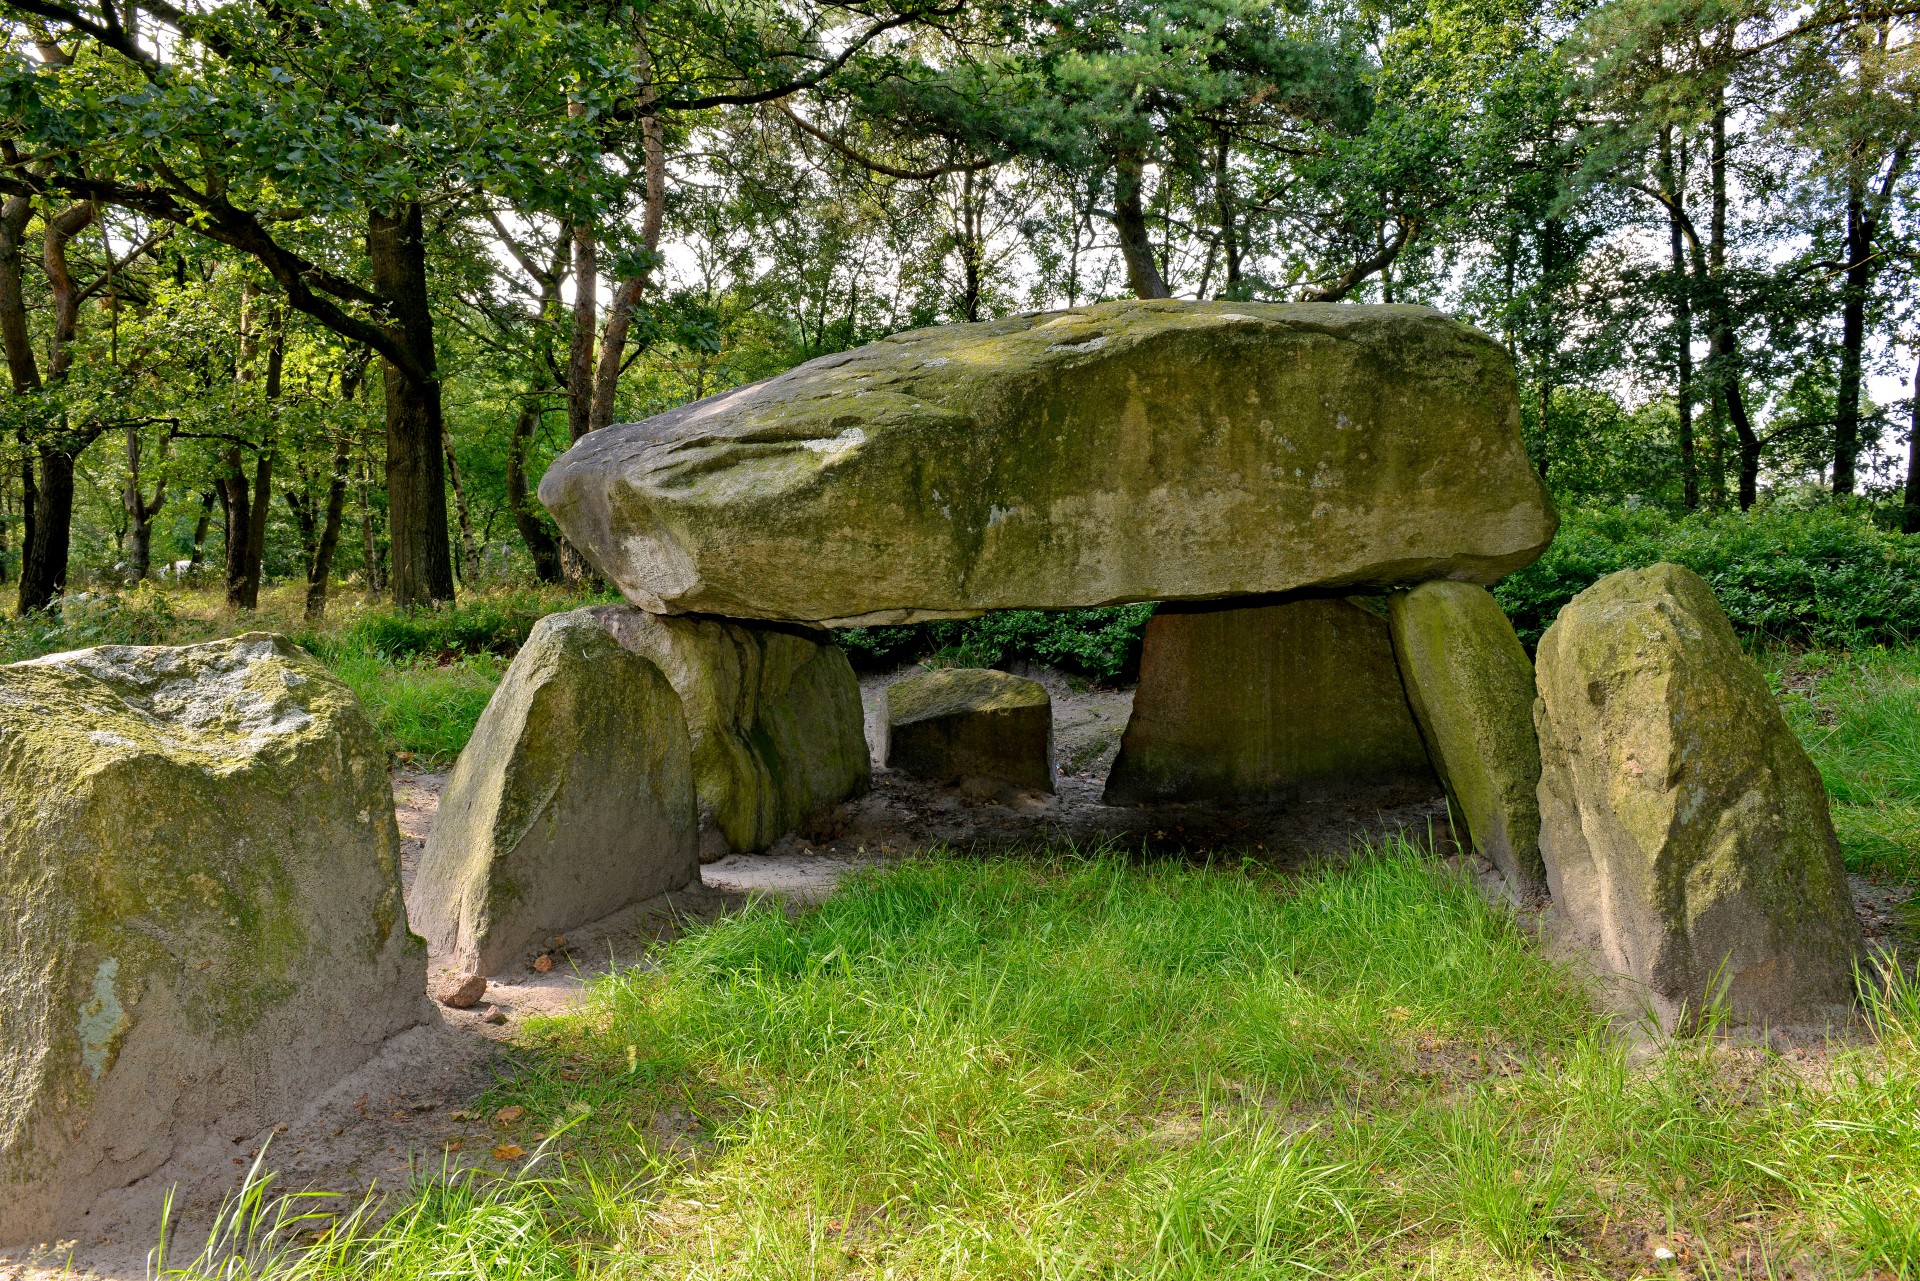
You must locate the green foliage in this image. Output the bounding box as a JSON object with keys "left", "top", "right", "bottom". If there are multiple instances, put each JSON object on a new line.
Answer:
{"left": 1496, "top": 503, "right": 1920, "bottom": 647}
{"left": 0, "top": 583, "right": 204, "bottom": 662}
{"left": 294, "top": 589, "right": 609, "bottom": 664}
{"left": 839, "top": 604, "right": 1154, "bottom": 680}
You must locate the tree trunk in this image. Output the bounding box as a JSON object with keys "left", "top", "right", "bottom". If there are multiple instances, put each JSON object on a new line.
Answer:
{"left": 0, "top": 196, "right": 41, "bottom": 393}
{"left": 1834, "top": 179, "right": 1870, "bottom": 497}
{"left": 121, "top": 424, "right": 166, "bottom": 581}
{"left": 368, "top": 203, "right": 456, "bottom": 607}
{"left": 1905, "top": 346, "right": 1920, "bottom": 534}
{"left": 359, "top": 449, "right": 384, "bottom": 597}
{"left": 589, "top": 88, "right": 665, "bottom": 432}
{"left": 220, "top": 446, "right": 254, "bottom": 609}
{"left": 306, "top": 435, "right": 350, "bottom": 620}
{"left": 17, "top": 201, "right": 96, "bottom": 612}
{"left": 1213, "top": 133, "right": 1242, "bottom": 299}
{"left": 1660, "top": 127, "right": 1698, "bottom": 510}
{"left": 568, "top": 220, "right": 598, "bottom": 444}
{"left": 444, "top": 425, "right": 478, "bottom": 584}
{"left": 189, "top": 489, "right": 214, "bottom": 568}
{"left": 20, "top": 447, "right": 73, "bottom": 612}
{"left": 1111, "top": 156, "right": 1171, "bottom": 300}
{"left": 506, "top": 402, "right": 562, "bottom": 583}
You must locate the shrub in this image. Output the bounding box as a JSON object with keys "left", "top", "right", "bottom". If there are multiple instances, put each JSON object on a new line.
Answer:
{"left": 838, "top": 604, "right": 1154, "bottom": 681}
{"left": 0, "top": 583, "right": 202, "bottom": 663}
{"left": 1495, "top": 503, "right": 1920, "bottom": 647}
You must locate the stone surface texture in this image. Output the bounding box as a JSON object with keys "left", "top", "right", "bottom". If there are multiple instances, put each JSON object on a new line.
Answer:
{"left": 408, "top": 613, "right": 698, "bottom": 975}
{"left": 1388, "top": 581, "right": 1545, "bottom": 890}
{"left": 1105, "top": 597, "right": 1437, "bottom": 806}
{"left": 1534, "top": 563, "right": 1861, "bottom": 1028}
{"left": 0, "top": 634, "right": 424, "bottom": 1243}
{"left": 589, "top": 606, "right": 869, "bottom": 859}
{"left": 541, "top": 300, "right": 1557, "bottom": 626}
{"left": 885, "top": 668, "right": 1054, "bottom": 792}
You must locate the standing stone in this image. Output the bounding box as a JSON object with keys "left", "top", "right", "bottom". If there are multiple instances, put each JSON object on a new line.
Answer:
{"left": 541, "top": 301, "right": 1556, "bottom": 625}
{"left": 885, "top": 668, "right": 1054, "bottom": 792}
{"left": 1105, "top": 598, "right": 1437, "bottom": 806}
{"left": 0, "top": 635, "right": 425, "bottom": 1243}
{"left": 1534, "top": 563, "right": 1861, "bottom": 1028}
{"left": 408, "top": 613, "right": 697, "bottom": 975}
{"left": 589, "top": 607, "right": 870, "bottom": 859}
{"left": 1388, "top": 581, "right": 1545, "bottom": 890}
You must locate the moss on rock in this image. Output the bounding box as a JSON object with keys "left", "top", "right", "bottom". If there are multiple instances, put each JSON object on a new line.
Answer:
{"left": 407, "top": 613, "right": 697, "bottom": 974}
{"left": 1104, "top": 598, "right": 1437, "bottom": 806}
{"left": 1388, "top": 581, "right": 1544, "bottom": 890}
{"left": 589, "top": 607, "right": 869, "bottom": 858}
{"left": 0, "top": 634, "right": 424, "bottom": 1243}
{"left": 541, "top": 300, "right": 1557, "bottom": 625}
{"left": 1534, "top": 563, "right": 1861, "bottom": 1029}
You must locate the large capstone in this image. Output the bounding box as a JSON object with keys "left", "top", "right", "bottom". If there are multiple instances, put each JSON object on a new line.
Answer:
{"left": 1104, "top": 598, "right": 1437, "bottom": 806}
{"left": 1534, "top": 563, "right": 1862, "bottom": 1028}
{"left": 0, "top": 635, "right": 425, "bottom": 1243}
{"left": 1388, "top": 581, "right": 1545, "bottom": 890}
{"left": 588, "top": 607, "right": 869, "bottom": 858}
{"left": 408, "top": 613, "right": 697, "bottom": 975}
{"left": 885, "top": 668, "right": 1054, "bottom": 792}
{"left": 541, "top": 300, "right": 1557, "bottom": 626}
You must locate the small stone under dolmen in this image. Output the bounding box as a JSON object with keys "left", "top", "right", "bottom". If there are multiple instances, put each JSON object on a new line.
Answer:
{"left": 0, "top": 635, "right": 425, "bottom": 1244}
{"left": 590, "top": 606, "right": 869, "bottom": 860}
{"left": 1104, "top": 598, "right": 1436, "bottom": 806}
{"left": 886, "top": 668, "right": 1054, "bottom": 792}
{"left": 1388, "top": 581, "right": 1545, "bottom": 890}
{"left": 408, "top": 612, "right": 697, "bottom": 975}
{"left": 1534, "top": 563, "right": 1862, "bottom": 1029}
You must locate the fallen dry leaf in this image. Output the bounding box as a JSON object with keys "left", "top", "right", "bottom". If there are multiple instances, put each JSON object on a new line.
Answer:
{"left": 494, "top": 1105, "right": 525, "bottom": 1125}
{"left": 491, "top": 1144, "right": 525, "bottom": 1162}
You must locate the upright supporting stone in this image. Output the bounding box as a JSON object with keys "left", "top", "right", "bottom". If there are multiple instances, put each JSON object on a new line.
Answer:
{"left": 590, "top": 607, "right": 870, "bottom": 859}
{"left": 1104, "top": 598, "right": 1436, "bottom": 805}
{"left": 886, "top": 668, "right": 1054, "bottom": 792}
{"left": 1534, "top": 563, "right": 1861, "bottom": 1028}
{"left": 1388, "top": 581, "right": 1545, "bottom": 890}
{"left": 0, "top": 635, "right": 425, "bottom": 1244}
{"left": 409, "top": 613, "right": 697, "bottom": 975}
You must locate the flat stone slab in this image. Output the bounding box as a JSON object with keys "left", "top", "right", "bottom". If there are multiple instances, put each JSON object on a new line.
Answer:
{"left": 885, "top": 668, "right": 1054, "bottom": 792}
{"left": 541, "top": 300, "right": 1556, "bottom": 625}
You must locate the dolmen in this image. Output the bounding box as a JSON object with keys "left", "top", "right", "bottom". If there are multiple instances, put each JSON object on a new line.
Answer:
{"left": 0, "top": 302, "right": 1861, "bottom": 1249}
{"left": 524, "top": 298, "right": 1859, "bottom": 1028}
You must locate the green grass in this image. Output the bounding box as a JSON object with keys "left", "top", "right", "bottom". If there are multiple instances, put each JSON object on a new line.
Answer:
{"left": 1770, "top": 644, "right": 1920, "bottom": 880}
{"left": 153, "top": 847, "right": 1920, "bottom": 1279}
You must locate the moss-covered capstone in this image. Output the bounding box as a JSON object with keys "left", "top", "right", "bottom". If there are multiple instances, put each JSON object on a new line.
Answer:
{"left": 408, "top": 613, "right": 697, "bottom": 975}
{"left": 1534, "top": 564, "right": 1861, "bottom": 1029}
{"left": 885, "top": 668, "right": 1054, "bottom": 792}
{"left": 540, "top": 300, "right": 1557, "bottom": 626}
{"left": 1104, "top": 598, "right": 1437, "bottom": 805}
{"left": 0, "top": 635, "right": 425, "bottom": 1243}
{"left": 1388, "top": 581, "right": 1544, "bottom": 890}
{"left": 588, "top": 606, "right": 869, "bottom": 858}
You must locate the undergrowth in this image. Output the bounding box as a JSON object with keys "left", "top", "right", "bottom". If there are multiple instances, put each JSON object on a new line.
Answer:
{"left": 153, "top": 847, "right": 1920, "bottom": 1279}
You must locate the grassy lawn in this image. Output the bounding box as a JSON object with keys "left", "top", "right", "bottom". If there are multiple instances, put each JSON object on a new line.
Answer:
{"left": 1770, "top": 645, "right": 1920, "bottom": 882}
{"left": 157, "top": 848, "right": 1920, "bottom": 1279}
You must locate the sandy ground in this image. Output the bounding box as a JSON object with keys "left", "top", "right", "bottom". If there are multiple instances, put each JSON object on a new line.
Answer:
{"left": 4, "top": 666, "right": 1912, "bottom": 1279}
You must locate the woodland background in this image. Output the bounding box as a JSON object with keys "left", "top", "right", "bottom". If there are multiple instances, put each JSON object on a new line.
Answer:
{"left": 1, "top": 0, "right": 1919, "bottom": 625}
